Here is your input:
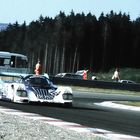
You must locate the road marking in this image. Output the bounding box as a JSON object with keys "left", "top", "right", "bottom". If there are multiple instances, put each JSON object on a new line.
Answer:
{"left": 95, "top": 101, "right": 140, "bottom": 111}
{"left": 0, "top": 106, "right": 139, "bottom": 140}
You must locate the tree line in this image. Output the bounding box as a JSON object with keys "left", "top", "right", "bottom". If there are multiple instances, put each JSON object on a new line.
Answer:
{"left": 0, "top": 10, "right": 140, "bottom": 75}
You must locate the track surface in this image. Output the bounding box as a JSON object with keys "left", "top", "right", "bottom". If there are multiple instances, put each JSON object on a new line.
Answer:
{"left": 0, "top": 91, "right": 140, "bottom": 138}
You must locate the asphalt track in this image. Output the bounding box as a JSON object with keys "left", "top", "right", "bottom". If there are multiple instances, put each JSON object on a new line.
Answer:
{"left": 0, "top": 91, "right": 140, "bottom": 138}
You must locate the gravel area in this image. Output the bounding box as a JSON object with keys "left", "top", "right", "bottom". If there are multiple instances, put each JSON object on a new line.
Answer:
{"left": 0, "top": 112, "right": 108, "bottom": 140}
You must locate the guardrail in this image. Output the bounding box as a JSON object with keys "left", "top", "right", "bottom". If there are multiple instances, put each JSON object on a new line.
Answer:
{"left": 50, "top": 76, "right": 140, "bottom": 92}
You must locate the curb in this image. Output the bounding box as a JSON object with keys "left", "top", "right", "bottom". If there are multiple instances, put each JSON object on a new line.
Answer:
{"left": 0, "top": 105, "right": 139, "bottom": 140}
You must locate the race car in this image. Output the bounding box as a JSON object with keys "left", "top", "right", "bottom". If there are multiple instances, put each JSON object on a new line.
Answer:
{"left": 0, "top": 74, "right": 73, "bottom": 106}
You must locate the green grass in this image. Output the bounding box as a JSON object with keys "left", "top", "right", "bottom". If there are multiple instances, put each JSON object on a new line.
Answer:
{"left": 72, "top": 86, "right": 140, "bottom": 107}
{"left": 94, "top": 68, "right": 140, "bottom": 83}
{"left": 72, "top": 86, "right": 140, "bottom": 96}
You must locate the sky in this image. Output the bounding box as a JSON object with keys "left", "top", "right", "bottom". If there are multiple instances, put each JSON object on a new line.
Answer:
{"left": 0, "top": 0, "right": 140, "bottom": 24}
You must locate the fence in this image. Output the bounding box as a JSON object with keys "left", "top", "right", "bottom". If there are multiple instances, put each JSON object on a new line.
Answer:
{"left": 50, "top": 76, "right": 140, "bottom": 92}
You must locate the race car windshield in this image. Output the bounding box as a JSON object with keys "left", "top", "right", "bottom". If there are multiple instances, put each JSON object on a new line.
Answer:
{"left": 29, "top": 78, "right": 50, "bottom": 86}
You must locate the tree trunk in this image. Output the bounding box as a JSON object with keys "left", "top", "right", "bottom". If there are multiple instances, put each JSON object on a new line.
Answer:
{"left": 60, "top": 45, "right": 65, "bottom": 72}
{"left": 72, "top": 46, "right": 78, "bottom": 72}
{"left": 43, "top": 42, "right": 48, "bottom": 73}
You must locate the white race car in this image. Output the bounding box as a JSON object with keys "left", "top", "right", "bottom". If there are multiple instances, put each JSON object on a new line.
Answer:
{"left": 0, "top": 75, "right": 73, "bottom": 106}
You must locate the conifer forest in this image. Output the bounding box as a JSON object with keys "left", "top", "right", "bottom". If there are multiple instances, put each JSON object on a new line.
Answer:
{"left": 0, "top": 11, "right": 140, "bottom": 75}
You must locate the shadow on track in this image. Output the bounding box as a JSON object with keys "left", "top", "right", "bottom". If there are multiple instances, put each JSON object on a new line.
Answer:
{"left": 0, "top": 99, "right": 105, "bottom": 112}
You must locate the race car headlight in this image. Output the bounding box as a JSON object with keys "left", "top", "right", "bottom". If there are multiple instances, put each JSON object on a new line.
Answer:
{"left": 16, "top": 90, "right": 28, "bottom": 97}
{"left": 63, "top": 93, "right": 73, "bottom": 100}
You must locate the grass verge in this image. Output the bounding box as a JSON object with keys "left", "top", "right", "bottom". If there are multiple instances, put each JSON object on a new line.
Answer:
{"left": 71, "top": 86, "right": 140, "bottom": 107}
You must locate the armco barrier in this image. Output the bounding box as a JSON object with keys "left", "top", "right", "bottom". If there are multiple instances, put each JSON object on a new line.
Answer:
{"left": 50, "top": 76, "right": 140, "bottom": 91}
